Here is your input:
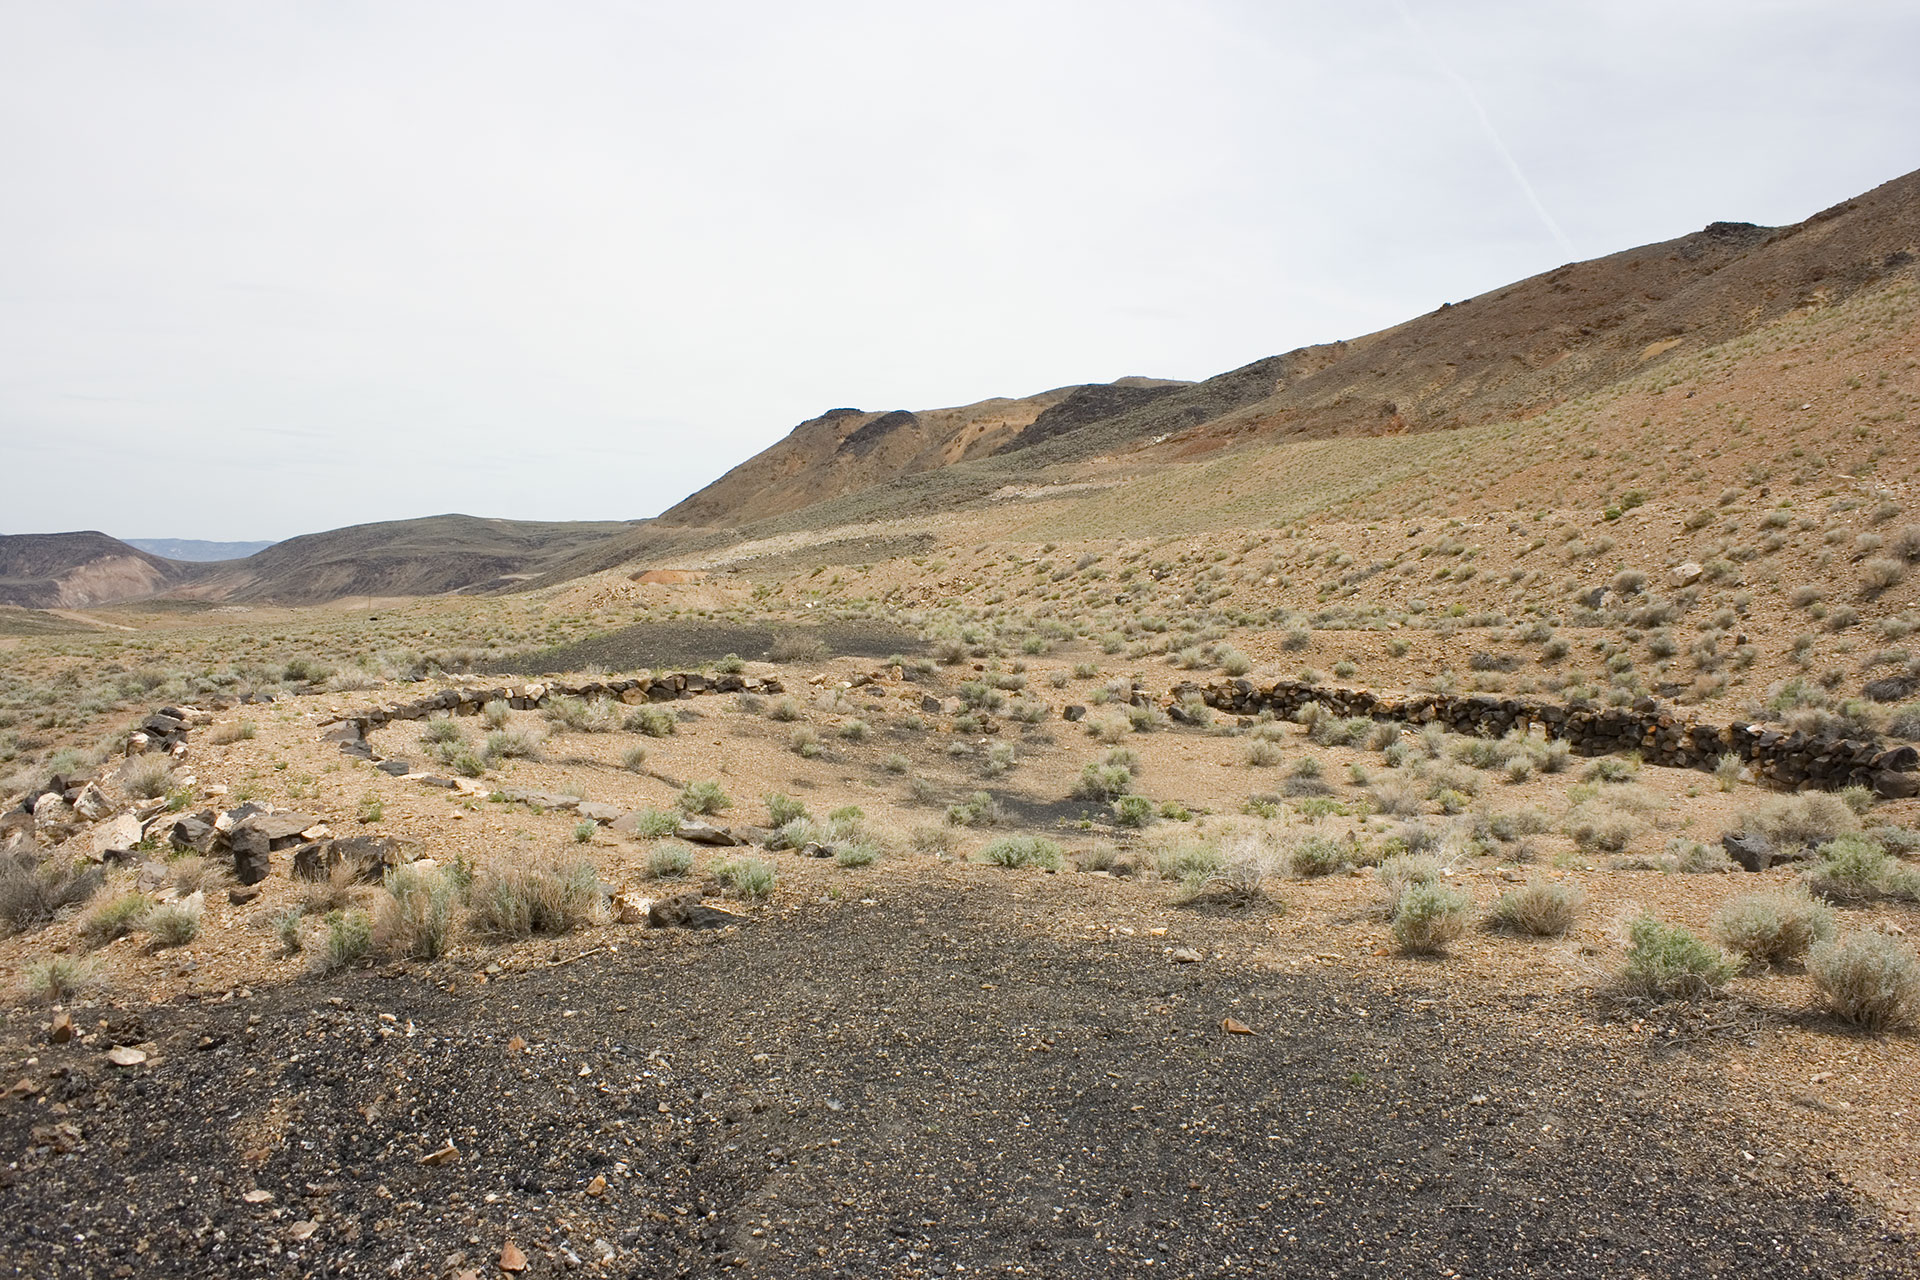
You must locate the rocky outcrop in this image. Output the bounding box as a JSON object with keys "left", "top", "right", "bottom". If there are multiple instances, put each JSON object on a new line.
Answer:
{"left": 1177, "top": 679, "right": 1920, "bottom": 796}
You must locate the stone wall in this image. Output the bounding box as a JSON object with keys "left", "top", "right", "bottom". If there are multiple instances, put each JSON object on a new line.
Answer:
{"left": 319, "top": 672, "right": 783, "bottom": 757}
{"left": 1174, "top": 679, "right": 1920, "bottom": 798}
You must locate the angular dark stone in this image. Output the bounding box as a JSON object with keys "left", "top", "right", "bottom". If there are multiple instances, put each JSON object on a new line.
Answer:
{"left": 1064, "top": 705, "right": 1087, "bottom": 722}
{"left": 647, "top": 893, "right": 745, "bottom": 930}
{"left": 1721, "top": 832, "right": 1773, "bottom": 873}
{"left": 376, "top": 759, "right": 411, "bottom": 776}
{"left": 229, "top": 827, "right": 271, "bottom": 884}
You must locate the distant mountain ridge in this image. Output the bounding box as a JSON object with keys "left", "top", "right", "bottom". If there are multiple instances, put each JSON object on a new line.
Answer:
{"left": 126, "top": 538, "right": 278, "bottom": 562}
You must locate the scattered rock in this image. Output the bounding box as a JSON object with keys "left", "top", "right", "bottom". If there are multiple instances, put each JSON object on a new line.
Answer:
{"left": 1670, "top": 561, "right": 1704, "bottom": 588}
{"left": 499, "top": 1240, "right": 528, "bottom": 1273}
{"left": 227, "top": 886, "right": 261, "bottom": 906}
{"left": 47, "top": 1011, "right": 73, "bottom": 1045}
{"left": 419, "top": 1140, "right": 460, "bottom": 1167}
{"left": 675, "top": 820, "right": 744, "bottom": 847}
{"left": 1063, "top": 705, "right": 1087, "bottom": 722}
{"left": 105, "top": 1046, "right": 147, "bottom": 1067}
{"left": 1721, "top": 832, "right": 1774, "bottom": 873}
{"left": 648, "top": 893, "right": 745, "bottom": 930}
{"left": 576, "top": 801, "right": 625, "bottom": 824}
{"left": 375, "top": 759, "right": 412, "bottom": 777}
{"left": 86, "top": 813, "right": 144, "bottom": 863}
{"left": 72, "top": 783, "right": 115, "bottom": 822}
{"left": 241, "top": 1189, "right": 275, "bottom": 1204}
{"left": 610, "top": 892, "right": 652, "bottom": 925}
{"left": 1221, "top": 1018, "right": 1253, "bottom": 1035}
{"left": 1171, "top": 947, "right": 1203, "bottom": 964}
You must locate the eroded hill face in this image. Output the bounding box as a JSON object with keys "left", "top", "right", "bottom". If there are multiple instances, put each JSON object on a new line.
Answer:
{"left": 660, "top": 169, "right": 1920, "bottom": 532}
{"left": 0, "top": 532, "right": 188, "bottom": 609}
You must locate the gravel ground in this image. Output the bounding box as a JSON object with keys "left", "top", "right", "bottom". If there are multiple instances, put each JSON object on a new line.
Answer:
{"left": 2, "top": 874, "right": 1913, "bottom": 1279}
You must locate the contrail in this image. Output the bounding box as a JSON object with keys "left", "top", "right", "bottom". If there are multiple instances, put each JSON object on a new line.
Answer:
{"left": 1393, "top": 1, "right": 1577, "bottom": 257}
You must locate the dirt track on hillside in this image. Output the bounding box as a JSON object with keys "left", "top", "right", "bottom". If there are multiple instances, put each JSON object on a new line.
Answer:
{"left": 3, "top": 872, "right": 1911, "bottom": 1279}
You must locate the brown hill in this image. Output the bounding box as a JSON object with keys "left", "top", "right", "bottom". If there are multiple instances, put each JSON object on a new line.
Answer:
{"left": 195, "top": 514, "right": 641, "bottom": 605}
{"left": 657, "top": 380, "right": 1192, "bottom": 527}
{"left": 0, "top": 532, "right": 193, "bottom": 608}
{"left": 659, "top": 168, "right": 1920, "bottom": 531}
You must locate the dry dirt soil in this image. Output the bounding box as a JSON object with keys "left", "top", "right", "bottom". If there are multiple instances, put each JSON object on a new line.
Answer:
{"left": 3, "top": 869, "right": 1914, "bottom": 1280}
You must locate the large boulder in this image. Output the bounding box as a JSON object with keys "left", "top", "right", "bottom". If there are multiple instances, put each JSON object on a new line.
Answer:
{"left": 1721, "top": 831, "right": 1774, "bottom": 873}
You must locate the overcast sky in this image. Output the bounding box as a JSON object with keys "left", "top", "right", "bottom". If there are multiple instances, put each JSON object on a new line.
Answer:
{"left": 2, "top": 1, "right": 1916, "bottom": 542}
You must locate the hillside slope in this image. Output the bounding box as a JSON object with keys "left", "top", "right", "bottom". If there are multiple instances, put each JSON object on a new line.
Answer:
{"left": 657, "top": 380, "right": 1190, "bottom": 527}
{"left": 659, "top": 168, "right": 1920, "bottom": 532}
{"left": 0, "top": 532, "right": 193, "bottom": 608}
{"left": 195, "top": 514, "right": 641, "bottom": 605}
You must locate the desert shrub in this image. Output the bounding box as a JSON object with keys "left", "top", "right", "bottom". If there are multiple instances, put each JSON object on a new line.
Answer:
{"left": 716, "top": 652, "right": 746, "bottom": 674}
{"left": 1289, "top": 834, "right": 1349, "bottom": 878}
{"left": 1127, "top": 704, "right": 1169, "bottom": 733}
{"left": 483, "top": 729, "right": 540, "bottom": 761}
{"left": 1376, "top": 853, "right": 1441, "bottom": 915}
{"left": 121, "top": 754, "right": 174, "bottom": 800}
{"left": 0, "top": 853, "right": 104, "bottom": 935}
{"left": 1565, "top": 801, "right": 1644, "bottom": 854}
{"left": 769, "top": 630, "right": 828, "bottom": 663}
{"left": 1714, "top": 754, "right": 1743, "bottom": 792}
{"left": 375, "top": 865, "right": 458, "bottom": 960}
{"left": 1244, "top": 739, "right": 1284, "bottom": 768}
{"left": 18, "top": 955, "right": 95, "bottom": 1004}
{"left": 1392, "top": 883, "right": 1472, "bottom": 954}
{"left": 1113, "top": 794, "right": 1155, "bottom": 828}
{"left": 1370, "top": 772, "right": 1425, "bottom": 817}
{"left": 421, "top": 715, "right": 466, "bottom": 746}
{"left": 272, "top": 907, "right": 305, "bottom": 956}
{"left": 976, "top": 836, "right": 1064, "bottom": 870}
{"left": 1861, "top": 557, "right": 1908, "bottom": 595}
{"left": 468, "top": 861, "right": 600, "bottom": 939}
{"left": 481, "top": 700, "right": 512, "bottom": 729}
{"left": 80, "top": 891, "right": 152, "bottom": 948}
{"left": 1155, "top": 840, "right": 1223, "bottom": 882}
{"left": 834, "top": 840, "right": 881, "bottom": 868}
{"left": 542, "top": 695, "right": 602, "bottom": 733}
{"left": 1808, "top": 932, "right": 1920, "bottom": 1031}
{"left": 716, "top": 857, "right": 777, "bottom": 901}
{"left": 1490, "top": 879, "right": 1584, "bottom": 937}
{"left": 768, "top": 696, "right": 803, "bottom": 723}
{"left": 765, "top": 793, "right": 809, "bottom": 827}
{"left": 1837, "top": 784, "right": 1876, "bottom": 816}
{"left": 1584, "top": 756, "right": 1639, "bottom": 784}
{"left": 646, "top": 843, "right": 695, "bottom": 879}
{"left": 912, "top": 825, "right": 960, "bottom": 856}
{"left": 1219, "top": 648, "right": 1253, "bottom": 677}
{"left": 205, "top": 720, "right": 256, "bottom": 745}
{"left": 301, "top": 855, "right": 369, "bottom": 913}
{"left": 1621, "top": 915, "right": 1736, "bottom": 999}
{"left": 677, "top": 780, "right": 732, "bottom": 815}
{"left": 1074, "top": 762, "right": 1134, "bottom": 799}
{"left": 619, "top": 743, "right": 650, "bottom": 772}
{"left": 623, "top": 808, "right": 677, "bottom": 838}
{"left": 624, "top": 705, "right": 677, "bottom": 738}
{"left": 1174, "top": 850, "right": 1269, "bottom": 907}
{"left": 315, "top": 908, "right": 373, "bottom": 973}
{"left": 1711, "top": 886, "right": 1835, "bottom": 966}
{"left": 1661, "top": 838, "right": 1732, "bottom": 873}
{"left": 572, "top": 820, "right": 597, "bottom": 844}
{"left": 1803, "top": 834, "right": 1920, "bottom": 902}
{"left": 143, "top": 901, "right": 202, "bottom": 949}
{"left": 838, "top": 718, "right": 870, "bottom": 742}
{"left": 945, "top": 791, "right": 1003, "bottom": 827}
{"left": 1735, "top": 793, "right": 1859, "bottom": 852}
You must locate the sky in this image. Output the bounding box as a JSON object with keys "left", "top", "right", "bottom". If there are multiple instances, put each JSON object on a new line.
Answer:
{"left": 2, "top": 1, "right": 1917, "bottom": 543}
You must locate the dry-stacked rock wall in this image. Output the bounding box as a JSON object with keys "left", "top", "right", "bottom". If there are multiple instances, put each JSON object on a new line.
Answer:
{"left": 1176, "top": 679, "right": 1920, "bottom": 798}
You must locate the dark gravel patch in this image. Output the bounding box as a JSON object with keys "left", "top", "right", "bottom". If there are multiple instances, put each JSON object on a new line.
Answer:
{"left": 489, "top": 620, "right": 925, "bottom": 677}
{"left": 1, "top": 876, "right": 1910, "bottom": 1279}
